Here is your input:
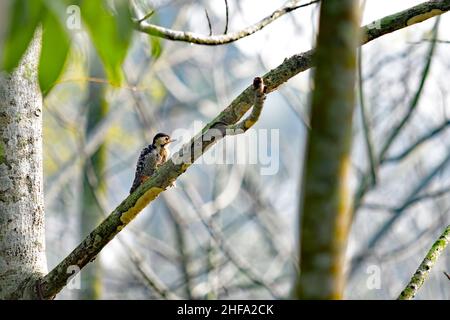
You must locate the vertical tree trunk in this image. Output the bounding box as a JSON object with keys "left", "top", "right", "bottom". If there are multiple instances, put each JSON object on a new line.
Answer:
{"left": 79, "top": 53, "right": 108, "bottom": 299}
{"left": 295, "top": 0, "right": 360, "bottom": 299}
{"left": 0, "top": 30, "right": 47, "bottom": 299}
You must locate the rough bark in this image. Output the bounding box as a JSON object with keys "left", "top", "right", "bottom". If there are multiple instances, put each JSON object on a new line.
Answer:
{"left": 0, "top": 30, "right": 47, "bottom": 299}
{"left": 295, "top": 0, "right": 359, "bottom": 299}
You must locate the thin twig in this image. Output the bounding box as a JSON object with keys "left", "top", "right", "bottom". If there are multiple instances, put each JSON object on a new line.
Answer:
{"left": 224, "top": 0, "right": 229, "bottom": 34}
{"left": 353, "top": 17, "right": 440, "bottom": 210}
{"left": 183, "top": 183, "right": 282, "bottom": 299}
{"left": 384, "top": 119, "right": 450, "bottom": 163}
{"left": 409, "top": 38, "right": 450, "bottom": 45}
{"left": 351, "top": 149, "right": 450, "bottom": 278}
{"left": 205, "top": 9, "right": 212, "bottom": 36}
{"left": 137, "top": 10, "right": 155, "bottom": 23}
{"left": 363, "top": 184, "right": 450, "bottom": 212}
{"left": 358, "top": 48, "right": 377, "bottom": 185}
{"left": 379, "top": 18, "right": 440, "bottom": 165}
{"left": 349, "top": 17, "right": 442, "bottom": 278}
{"left": 443, "top": 271, "right": 450, "bottom": 281}
{"left": 163, "top": 196, "right": 194, "bottom": 299}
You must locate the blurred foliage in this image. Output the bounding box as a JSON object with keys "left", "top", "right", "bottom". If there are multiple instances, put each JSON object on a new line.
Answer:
{"left": 81, "top": 0, "right": 133, "bottom": 85}
{"left": 39, "top": 8, "right": 70, "bottom": 94}
{"left": 148, "top": 13, "right": 163, "bottom": 60}
{"left": 2, "top": 0, "right": 43, "bottom": 72}
{"left": 150, "top": 35, "right": 163, "bottom": 60}
{"left": 1, "top": 0, "right": 136, "bottom": 93}
{"left": 149, "top": 78, "right": 167, "bottom": 103}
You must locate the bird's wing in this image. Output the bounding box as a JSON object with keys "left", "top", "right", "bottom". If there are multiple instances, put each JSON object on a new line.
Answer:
{"left": 130, "top": 145, "right": 154, "bottom": 193}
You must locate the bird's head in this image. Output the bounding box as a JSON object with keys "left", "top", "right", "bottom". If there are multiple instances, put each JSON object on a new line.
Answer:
{"left": 152, "top": 133, "right": 175, "bottom": 147}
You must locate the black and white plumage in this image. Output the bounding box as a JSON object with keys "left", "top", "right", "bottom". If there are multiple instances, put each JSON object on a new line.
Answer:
{"left": 129, "top": 133, "right": 174, "bottom": 194}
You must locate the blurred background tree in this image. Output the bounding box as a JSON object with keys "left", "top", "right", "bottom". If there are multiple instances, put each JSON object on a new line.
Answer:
{"left": 295, "top": 0, "right": 360, "bottom": 299}
{"left": 79, "top": 51, "right": 108, "bottom": 299}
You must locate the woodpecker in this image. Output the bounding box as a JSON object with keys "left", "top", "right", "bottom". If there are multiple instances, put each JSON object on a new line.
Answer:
{"left": 129, "top": 133, "right": 175, "bottom": 194}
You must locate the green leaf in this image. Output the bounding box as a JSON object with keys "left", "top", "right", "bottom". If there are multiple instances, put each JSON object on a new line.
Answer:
{"left": 1, "top": 0, "right": 44, "bottom": 72}
{"left": 39, "top": 9, "right": 71, "bottom": 95}
{"left": 147, "top": 13, "right": 163, "bottom": 61}
{"left": 81, "top": 0, "right": 133, "bottom": 86}
{"left": 150, "top": 35, "right": 162, "bottom": 60}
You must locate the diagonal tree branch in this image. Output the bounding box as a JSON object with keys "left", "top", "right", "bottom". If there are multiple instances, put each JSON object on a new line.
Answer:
{"left": 398, "top": 225, "right": 450, "bottom": 300}
{"left": 30, "top": 0, "right": 450, "bottom": 299}
{"left": 358, "top": 48, "right": 377, "bottom": 185}
{"left": 361, "top": 1, "right": 446, "bottom": 44}
{"left": 183, "top": 182, "right": 282, "bottom": 298}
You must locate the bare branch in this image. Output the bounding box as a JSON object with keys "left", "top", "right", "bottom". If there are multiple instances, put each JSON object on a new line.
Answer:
{"left": 379, "top": 18, "right": 439, "bottom": 164}
{"left": 444, "top": 271, "right": 450, "bottom": 281}
{"left": 163, "top": 195, "right": 194, "bottom": 299}
{"left": 134, "top": 0, "right": 320, "bottom": 45}
{"left": 183, "top": 183, "right": 282, "bottom": 298}
{"left": 398, "top": 225, "right": 450, "bottom": 300}
{"left": 137, "top": 10, "right": 155, "bottom": 23}
{"left": 122, "top": 240, "right": 180, "bottom": 299}
{"left": 354, "top": 16, "right": 440, "bottom": 209}
{"left": 361, "top": 1, "right": 446, "bottom": 44}
{"left": 204, "top": 9, "right": 213, "bottom": 36}
{"left": 351, "top": 149, "right": 450, "bottom": 278}
{"left": 224, "top": 0, "right": 229, "bottom": 34}
{"left": 384, "top": 119, "right": 450, "bottom": 163}
{"left": 358, "top": 48, "right": 377, "bottom": 185}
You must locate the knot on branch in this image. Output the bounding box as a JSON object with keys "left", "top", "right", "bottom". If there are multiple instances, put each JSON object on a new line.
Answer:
{"left": 226, "top": 77, "right": 267, "bottom": 134}
{"left": 253, "top": 76, "right": 267, "bottom": 94}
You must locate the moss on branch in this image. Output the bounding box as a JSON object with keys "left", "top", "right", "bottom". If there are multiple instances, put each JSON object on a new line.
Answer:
{"left": 362, "top": 0, "right": 450, "bottom": 44}
{"left": 398, "top": 225, "right": 450, "bottom": 300}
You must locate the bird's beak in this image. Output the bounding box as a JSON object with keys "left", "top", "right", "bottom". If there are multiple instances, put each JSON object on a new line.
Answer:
{"left": 168, "top": 139, "right": 176, "bottom": 143}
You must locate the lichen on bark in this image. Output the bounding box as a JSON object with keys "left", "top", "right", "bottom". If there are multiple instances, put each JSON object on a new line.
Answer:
{"left": 0, "top": 30, "right": 47, "bottom": 299}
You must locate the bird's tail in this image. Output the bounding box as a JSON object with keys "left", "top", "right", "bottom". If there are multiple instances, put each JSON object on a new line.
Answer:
{"left": 130, "top": 175, "right": 150, "bottom": 194}
{"left": 129, "top": 177, "right": 140, "bottom": 194}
